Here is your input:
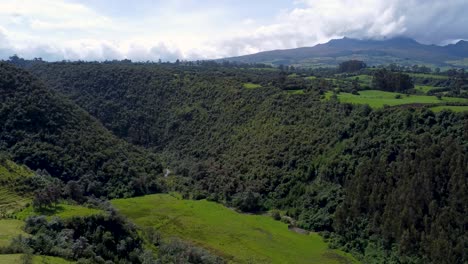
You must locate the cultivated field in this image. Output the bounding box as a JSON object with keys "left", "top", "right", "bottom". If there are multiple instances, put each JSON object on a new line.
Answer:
{"left": 0, "top": 219, "right": 25, "bottom": 248}
{"left": 0, "top": 254, "right": 74, "bottom": 263}
{"left": 15, "top": 204, "right": 103, "bottom": 220}
{"left": 325, "top": 90, "right": 468, "bottom": 109}
{"left": 112, "top": 194, "right": 357, "bottom": 264}
{"left": 243, "top": 82, "right": 262, "bottom": 89}
{"left": 429, "top": 105, "right": 468, "bottom": 112}
{"left": 0, "top": 161, "right": 33, "bottom": 216}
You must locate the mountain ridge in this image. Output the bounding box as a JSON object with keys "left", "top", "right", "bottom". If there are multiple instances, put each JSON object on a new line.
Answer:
{"left": 221, "top": 37, "right": 468, "bottom": 68}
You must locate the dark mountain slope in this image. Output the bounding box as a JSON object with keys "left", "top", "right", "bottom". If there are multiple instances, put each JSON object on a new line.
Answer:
{"left": 0, "top": 62, "right": 162, "bottom": 198}
{"left": 222, "top": 37, "right": 468, "bottom": 68}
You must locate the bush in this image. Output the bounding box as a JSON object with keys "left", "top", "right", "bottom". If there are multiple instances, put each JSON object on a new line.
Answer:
{"left": 270, "top": 210, "right": 281, "bottom": 221}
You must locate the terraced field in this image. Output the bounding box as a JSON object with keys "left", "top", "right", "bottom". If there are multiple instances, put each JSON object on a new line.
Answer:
{"left": 0, "top": 160, "right": 33, "bottom": 216}
{"left": 112, "top": 194, "right": 358, "bottom": 264}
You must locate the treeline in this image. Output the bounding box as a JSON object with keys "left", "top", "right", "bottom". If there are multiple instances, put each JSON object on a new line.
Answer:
{"left": 19, "top": 61, "right": 468, "bottom": 263}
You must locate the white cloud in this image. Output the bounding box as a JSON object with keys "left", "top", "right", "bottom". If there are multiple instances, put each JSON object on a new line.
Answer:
{"left": 0, "top": 0, "right": 467, "bottom": 61}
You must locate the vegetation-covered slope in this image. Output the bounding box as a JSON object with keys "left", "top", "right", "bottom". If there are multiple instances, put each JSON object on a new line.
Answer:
{"left": 0, "top": 62, "right": 162, "bottom": 198}
{"left": 22, "top": 61, "right": 468, "bottom": 263}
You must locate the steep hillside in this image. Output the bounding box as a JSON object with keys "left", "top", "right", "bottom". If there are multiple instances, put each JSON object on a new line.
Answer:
{"left": 222, "top": 37, "right": 468, "bottom": 68}
{"left": 24, "top": 61, "right": 468, "bottom": 263}
{"left": 0, "top": 63, "right": 162, "bottom": 198}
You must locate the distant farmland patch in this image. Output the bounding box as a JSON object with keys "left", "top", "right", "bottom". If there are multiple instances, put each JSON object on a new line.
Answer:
{"left": 243, "top": 82, "right": 262, "bottom": 89}
{"left": 325, "top": 90, "right": 468, "bottom": 109}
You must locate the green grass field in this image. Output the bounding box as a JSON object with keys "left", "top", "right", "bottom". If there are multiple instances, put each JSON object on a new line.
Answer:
{"left": 286, "top": 90, "right": 305, "bottom": 95}
{"left": 0, "top": 219, "right": 26, "bottom": 248}
{"left": 325, "top": 90, "right": 468, "bottom": 109}
{"left": 429, "top": 105, "right": 468, "bottom": 113}
{"left": 414, "top": 85, "right": 438, "bottom": 93}
{"left": 408, "top": 73, "right": 449, "bottom": 80}
{"left": 346, "top": 74, "right": 372, "bottom": 87}
{"left": 15, "top": 204, "right": 103, "bottom": 220}
{"left": 243, "top": 83, "right": 262, "bottom": 89}
{"left": 0, "top": 254, "right": 74, "bottom": 264}
{"left": 112, "top": 194, "right": 358, "bottom": 264}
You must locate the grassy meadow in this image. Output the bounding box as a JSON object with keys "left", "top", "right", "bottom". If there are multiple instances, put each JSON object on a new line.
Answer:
{"left": 15, "top": 204, "right": 103, "bottom": 220}
{"left": 325, "top": 90, "right": 468, "bottom": 109}
{"left": 0, "top": 219, "right": 26, "bottom": 248}
{"left": 243, "top": 82, "right": 262, "bottom": 89}
{"left": 429, "top": 105, "right": 468, "bottom": 112}
{"left": 112, "top": 194, "right": 358, "bottom": 264}
{"left": 0, "top": 254, "right": 74, "bottom": 264}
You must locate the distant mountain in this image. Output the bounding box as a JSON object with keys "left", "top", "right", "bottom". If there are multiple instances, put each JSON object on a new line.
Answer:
{"left": 221, "top": 37, "right": 468, "bottom": 68}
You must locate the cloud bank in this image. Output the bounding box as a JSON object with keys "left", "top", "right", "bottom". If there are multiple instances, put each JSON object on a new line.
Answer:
{"left": 0, "top": 0, "right": 467, "bottom": 61}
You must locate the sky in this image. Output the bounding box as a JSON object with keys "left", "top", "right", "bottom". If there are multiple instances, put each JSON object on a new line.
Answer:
{"left": 1, "top": 0, "right": 468, "bottom": 61}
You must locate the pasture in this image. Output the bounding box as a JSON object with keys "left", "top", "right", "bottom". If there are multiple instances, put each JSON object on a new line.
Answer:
{"left": 0, "top": 219, "right": 25, "bottom": 248}
{"left": 243, "top": 82, "right": 262, "bottom": 89}
{"left": 429, "top": 105, "right": 468, "bottom": 112}
{"left": 415, "top": 85, "right": 438, "bottom": 93}
{"left": 112, "top": 194, "right": 358, "bottom": 264}
{"left": 325, "top": 90, "right": 468, "bottom": 109}
{"left": 16, "top": 204, "right": 103, "bottom": 220}
{"left": 0, "top": 254, "right": 74, "bottom": 263}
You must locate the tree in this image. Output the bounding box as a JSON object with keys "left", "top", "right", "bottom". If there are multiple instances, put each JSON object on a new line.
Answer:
{"left": 372, "top": 69, "right": 414, "bottom": 92}
{"left": 338, "top": 60, "right": 367, "bottom": 73}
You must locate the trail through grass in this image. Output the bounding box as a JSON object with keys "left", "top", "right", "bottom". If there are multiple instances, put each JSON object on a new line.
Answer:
{"left": 112, "top": 194, "right": 358, "bottom": 264}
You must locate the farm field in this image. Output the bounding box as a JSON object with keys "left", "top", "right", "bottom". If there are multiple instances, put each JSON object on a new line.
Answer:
{"left": 325, "top": 90, "right": 468, "bottom": 109}
{"left": 408, "top": 73, "right": 449, "bottom": 79}
{"left": 15, "top": 204, "right": 103, "bottom": 220}
{"left": 415, "top": 85, "right": 438, "bottom": 93}
{"left": 0, "top": 219, "right": 26, "bottom": 248}
{"left": 243, "top": 82, "right": 262, "bottom": 89}
{"left": 345, "top": 74, "right": 372, "bottom": 86}
{"left": 0, "top": 254, "right": 74, "bottom": 264}
{"left": 0, "top": 160, "right": 33, "bottom": 215}
{"left": 112, "top": 194, "right": 358, "bottom": 264}
{"left": 429, "top": 105, "right": 468, "bottom": 112}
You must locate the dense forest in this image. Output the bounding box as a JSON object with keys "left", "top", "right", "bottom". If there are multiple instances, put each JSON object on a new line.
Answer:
{"left": 1, "top": 60, "right": 467, "bottom": 263}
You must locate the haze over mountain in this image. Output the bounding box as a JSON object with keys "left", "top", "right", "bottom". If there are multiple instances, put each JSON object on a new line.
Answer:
{"left": 221, "top": 37, "right": 468, "bottom": 68}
